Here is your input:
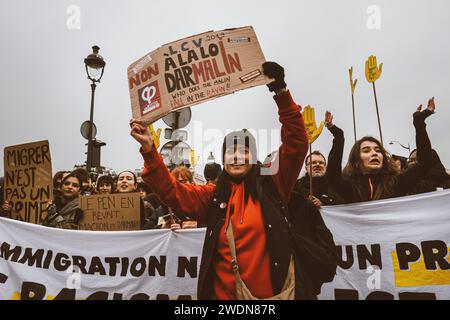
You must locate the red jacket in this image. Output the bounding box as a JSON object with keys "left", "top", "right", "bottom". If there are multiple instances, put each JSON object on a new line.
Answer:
{"left": 141, "top": 90, "right": 308, "bottom": 298}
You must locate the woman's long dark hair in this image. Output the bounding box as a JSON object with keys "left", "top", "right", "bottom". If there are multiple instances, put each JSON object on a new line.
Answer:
{"left": 343, "top": 136, "right": 397, "bottom": 180}
{"left": 343, "top": 136, "right": 398, "bottom": 198}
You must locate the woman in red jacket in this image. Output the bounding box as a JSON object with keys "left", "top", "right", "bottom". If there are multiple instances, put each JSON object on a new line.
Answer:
{"left": 130, "top": 62, "right": 311, "bottom": 299}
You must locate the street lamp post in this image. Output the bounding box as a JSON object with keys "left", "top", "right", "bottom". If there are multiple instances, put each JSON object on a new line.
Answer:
{"left": 207, "top": 152, "right": 215, "bottom": 164}
{"left": 84, "top": 45, "right": 106, "bottom": 172}
{"left": 389, "top": 140, "right": 411, "bottom": 156}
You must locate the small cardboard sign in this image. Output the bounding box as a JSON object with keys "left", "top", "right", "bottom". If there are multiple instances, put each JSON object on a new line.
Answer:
{"left": 128, "top": 26, "right": 269, "bottom": 124}
{"left": 3, "top": 140, "right": 53, "bottom": 224}
{"left": 78, "top": 193, "right": 141, "bottom": 231}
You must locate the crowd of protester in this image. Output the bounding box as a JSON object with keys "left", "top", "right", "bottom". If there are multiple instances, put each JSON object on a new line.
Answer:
{"left": 295, "top": 97, "right": 450, "bottom": 208}
{"left": 0, "top": 158, "right": 223, "bottom": 230}
{"left": 1, "top": 60, "right": 449, "bottom": 300}
{"left": 1, "top": 98, "right": 449, "bottom": 225}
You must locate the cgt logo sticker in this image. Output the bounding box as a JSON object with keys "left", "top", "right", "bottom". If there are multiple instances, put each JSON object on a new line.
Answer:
{"left": 138, "top": 81, "right": 162, "bottom": 116}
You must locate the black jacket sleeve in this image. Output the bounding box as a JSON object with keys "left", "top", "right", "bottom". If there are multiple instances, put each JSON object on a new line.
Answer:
{"left": 325, "top": 125, "right": 354, "bottom": 203}
{"left": 394, "top": 110, "right": 433, "bottom": 193}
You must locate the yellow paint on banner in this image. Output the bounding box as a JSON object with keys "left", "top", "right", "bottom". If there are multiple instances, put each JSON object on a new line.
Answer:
{"left": 10, "top": 292, "right": 21, "bottom": 300}
{"left": 392, "top": 247, "right": 450, "bottom": 287}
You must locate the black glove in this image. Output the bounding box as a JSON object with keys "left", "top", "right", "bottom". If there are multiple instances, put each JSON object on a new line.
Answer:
{"left": 262, "top": 61, "right": 286, "bottom": 92}
{"left": 413, "top": 109, "right": 433, "bottom": 128}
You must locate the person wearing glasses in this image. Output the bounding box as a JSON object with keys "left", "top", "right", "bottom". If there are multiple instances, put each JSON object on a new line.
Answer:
{"left": 295, "top": 151, "right": 344, "bottom": 207}
{"left": 42, "top": 169, "right": 87, "bottom": 230}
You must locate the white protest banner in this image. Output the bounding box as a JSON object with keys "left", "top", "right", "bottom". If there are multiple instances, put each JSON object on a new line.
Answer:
{"left": 3, "top": 140, "right": 53, "bottom": 225}
{"left": 127, "top": 26, "right": 269, "bottom": 124}
{"left": 318, "top": 190, "right": 450, "bottom": 300}
{"left": 1, "top": 191, "right": 449, "bottom": 300}
{"left": 0, "top": 218, "right": 204, "bottom": 300}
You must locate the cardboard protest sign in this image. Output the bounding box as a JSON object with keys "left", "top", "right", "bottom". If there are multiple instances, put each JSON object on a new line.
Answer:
{"left": 128, "top": 26, "right": 269, "bottom": 124}
{"left": 78, "top": 193, "right": 141, "bottom": 231}
{"left": 3, "top": 140, "right": 53, "bottom": 224}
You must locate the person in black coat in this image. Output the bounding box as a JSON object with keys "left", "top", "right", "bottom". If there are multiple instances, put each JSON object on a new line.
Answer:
{"left": 296, "top": 151, "right": 344, "bottom": 207}
{"left": 406, "top": 148, "right": 450, "bottom": 194}
{"left": 325, "top": 98, "right": 434, "bottom": 204}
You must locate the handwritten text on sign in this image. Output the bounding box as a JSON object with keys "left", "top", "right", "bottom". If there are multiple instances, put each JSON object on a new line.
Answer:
{"left": 128, "top": 26, "right": 269, "bottom": 124}
{"left": 79, "top": 193, "right": 141, "bottom": 231}
{"left": 3, "top": 140, "right": 53, "bottom": 224}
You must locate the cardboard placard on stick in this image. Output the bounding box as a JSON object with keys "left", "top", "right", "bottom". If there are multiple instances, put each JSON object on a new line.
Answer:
{"left": 3, "top": 140, "right": 53, "bottom": 224}
{"left": 128, "top": 26, "right": 269, "bottom": 124}
{"left": 78, "top": 193, "right": 141, "bottom": 231}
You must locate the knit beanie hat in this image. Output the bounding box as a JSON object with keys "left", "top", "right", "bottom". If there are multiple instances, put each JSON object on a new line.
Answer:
{"left": 221, "top": 129, "right": 257, "bottom": 164}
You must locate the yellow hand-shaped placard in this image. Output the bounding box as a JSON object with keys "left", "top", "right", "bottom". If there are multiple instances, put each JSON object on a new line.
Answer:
{"left": 349, "top": 66, "right": 357, "bottom": 94}
{"left": 147, "top": 124, "right": 162, "bottom": 150}
{"left": 189, "top": 149, "right": 199, "bottom": 168}
{"left": 365, "top": 55, "right": 383, "bottom": 83}
{"left": 302, "top": 105, "right": 325, "bottom": 144}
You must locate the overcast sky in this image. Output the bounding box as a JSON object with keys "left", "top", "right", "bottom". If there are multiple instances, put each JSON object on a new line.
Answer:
{"left": 1, "top": 0, "right": 449, "bottom": 177}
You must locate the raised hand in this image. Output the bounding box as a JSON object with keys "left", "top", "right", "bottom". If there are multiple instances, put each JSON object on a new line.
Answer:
{"left": 147, "top": 124, "right": 162, "bottom": 150}
{"left": 130, "top": 119, "right": 153, "bottom": 152}
{"left": 413, "top": 97, "right": 435, "bottom": 127}
{"left": 325, "top": 111, "right": 334, "bottom": 128}
{"left": 302, "top": 105, "right": 325, "bottom": 144}
{"left": 427, "top": 96, "right": 435, "bottom": 113}
{"left": 349, "top": 67, "right": 357, "bottom": 94}
{"left": 262, "top": 61, "right": 287, "bottom": 92}
{"left": 365, "top": 55, "right": 383, "bottom": 83}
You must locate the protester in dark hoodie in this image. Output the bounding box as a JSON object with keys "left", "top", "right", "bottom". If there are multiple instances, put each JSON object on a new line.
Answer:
{"left": 130, "top": 62, "right": 337, "bottom": 300}
{"left": 407, "top": 148, "right": 450, "bottom": 194}
{"left": 295, "top": 151, "right": 344, "bottom": 207}
{"left": 42, "top": 169, "right": 86, "bottom": 229}
{"left": 325, "top": 98, "right": 434, "bottom": 204}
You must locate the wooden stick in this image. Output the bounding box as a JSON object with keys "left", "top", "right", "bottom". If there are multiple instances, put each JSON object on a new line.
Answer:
{"left": 372, "top": 82, "right": 383, "bottom": 145}
{"left": 309, "top": 143, "right": 313, "bottom": 197}
{"left": 351, "top": 93, "right": 357, "bottom": 143}
{"left": 168, "top": 207, "right": 175, "bottom": 225}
